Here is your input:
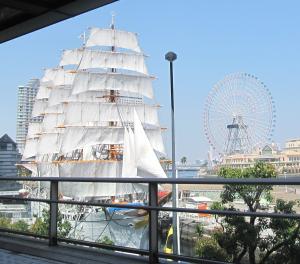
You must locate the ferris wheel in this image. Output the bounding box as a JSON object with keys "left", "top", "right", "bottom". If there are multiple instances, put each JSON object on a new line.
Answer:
{"left": 204, "top": 73, "right": 276, "bottom": 156}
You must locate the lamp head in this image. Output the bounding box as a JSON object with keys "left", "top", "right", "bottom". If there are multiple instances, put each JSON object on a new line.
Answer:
{"left": 165, "top": 51, "right": 177, "bottom": 62}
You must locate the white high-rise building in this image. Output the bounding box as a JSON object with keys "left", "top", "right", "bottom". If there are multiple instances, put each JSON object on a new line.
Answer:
{"left": 16, "top": 79, "right": 41, "bottom": 153}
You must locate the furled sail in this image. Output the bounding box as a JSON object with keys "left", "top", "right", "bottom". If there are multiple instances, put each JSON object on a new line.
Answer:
{"left": 86, "top": 28, "right": 141, "bottom": 53}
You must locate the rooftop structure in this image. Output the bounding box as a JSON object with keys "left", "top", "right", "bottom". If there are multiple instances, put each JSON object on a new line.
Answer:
{"left": 0, "top": 134, "right": 21, "bottom": 190}
{"left": 285, "top": 139, "right": 300, "bottom": 152}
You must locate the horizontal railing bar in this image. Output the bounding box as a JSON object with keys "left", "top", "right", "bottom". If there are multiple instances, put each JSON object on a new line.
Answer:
{"left": 0, "top": 196, "right": 50, "bottom": 203}
{"left": 159, "top": 207, "right": 300, "bottom": 219}
{"left": 1, "top": 176, "right": 300, "bottom": 185}
{"left": 158, "top": 252, "right": 230, "bottom": 264}
{"left": 0, "top": 227, "right": 48, "bottom": 239}
{"left": 58, "top": 237, "right": 149, "bottom": 256}
{"left": 1, "top": 196, "right": 299, "bottom": 219}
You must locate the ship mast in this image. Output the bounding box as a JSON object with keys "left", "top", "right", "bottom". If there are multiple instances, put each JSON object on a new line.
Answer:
{"left": 108, "top": 13, "right": 120, "bottom": 161}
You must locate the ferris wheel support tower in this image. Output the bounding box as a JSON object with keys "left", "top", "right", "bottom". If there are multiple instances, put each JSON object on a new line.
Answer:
{"left": 225, "top": 115, "right": 251, "bottom": 155}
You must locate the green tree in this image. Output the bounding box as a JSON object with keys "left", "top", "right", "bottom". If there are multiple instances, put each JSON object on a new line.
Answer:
{"left": 196, "top": 236, "right": 229, "bottom": 261}
{"left": 195, "top": 162, "right": 300, "bottom": 264}
{"left": 98, "top": 235, "right": 114, "bottom": 245}
{"left": 180, "top": 156, "right": 187, "bottom": 165}
{"left": 11, "top": 220, "right": 29, "bottom": 232}
{"left": 0, "top": 217, "right": 11, "bottom": 228}
{"left": 30, "top": 209, "right": 71, "bottom": 238}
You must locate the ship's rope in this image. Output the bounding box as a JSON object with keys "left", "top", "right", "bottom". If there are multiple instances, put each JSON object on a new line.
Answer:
{"left": 96, "top": 209, "right": 116, "bottom": 241}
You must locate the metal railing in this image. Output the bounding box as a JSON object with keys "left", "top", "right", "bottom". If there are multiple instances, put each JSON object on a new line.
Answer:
{"left": 0, "top": 176, "right": 300, "bottom": 264}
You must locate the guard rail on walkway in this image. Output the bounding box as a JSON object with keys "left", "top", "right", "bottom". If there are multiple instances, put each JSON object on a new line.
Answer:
{"left": 0, "top": 177, "right": 300, "bottom": 264}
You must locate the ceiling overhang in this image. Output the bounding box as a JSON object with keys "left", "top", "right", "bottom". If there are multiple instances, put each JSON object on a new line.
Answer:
{"left": 0, "top": 0, "right": 117, "bottom": 44}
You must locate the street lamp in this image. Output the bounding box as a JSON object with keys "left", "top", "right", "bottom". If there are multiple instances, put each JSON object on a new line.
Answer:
{"left": 165, "top": 51, "right": 180, "bottom": 255}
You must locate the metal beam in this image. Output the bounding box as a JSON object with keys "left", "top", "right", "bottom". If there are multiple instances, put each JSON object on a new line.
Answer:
{"left": 49, "top": 180, "right": 58, "bottom": 246}
{"left": 1, "top": 176, "right": 300, "bottom": 185}
{"left": 149, "top": 182, "right": 158, "bottom": 263}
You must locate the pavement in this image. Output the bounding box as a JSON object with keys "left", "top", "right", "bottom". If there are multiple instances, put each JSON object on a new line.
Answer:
{"left": 0, "top": 248, "right": 64, "bottom": 264}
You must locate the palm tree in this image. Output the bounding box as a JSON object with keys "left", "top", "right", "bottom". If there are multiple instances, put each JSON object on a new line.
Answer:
{"left": 181, "top": 156, "right": 187, "bottom": 165}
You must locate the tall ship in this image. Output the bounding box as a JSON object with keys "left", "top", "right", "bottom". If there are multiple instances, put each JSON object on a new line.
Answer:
{"left": 20, "top": 19, "right": 168, "bottom": 247}
{"left": 21, "top": 18, "right": 166, "bottom": 188}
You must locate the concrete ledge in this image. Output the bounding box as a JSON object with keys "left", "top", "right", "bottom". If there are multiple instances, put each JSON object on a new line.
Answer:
{"left": 0, "top": 232, "right": 149, "bottom": 264}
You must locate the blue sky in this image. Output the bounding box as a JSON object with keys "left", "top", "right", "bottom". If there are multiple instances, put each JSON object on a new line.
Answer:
{"left": 1, "top": 1, "right": 300, "bottom": 161}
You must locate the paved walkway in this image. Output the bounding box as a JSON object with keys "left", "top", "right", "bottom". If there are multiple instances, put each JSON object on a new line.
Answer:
{"left": 0, "top": 249, "right": 64, "bottom": 264}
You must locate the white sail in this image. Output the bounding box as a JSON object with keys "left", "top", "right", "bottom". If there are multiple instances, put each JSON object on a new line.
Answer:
{"left": 37, "top": 162, "right": 59, "bottom": 177}
{"left": 122, "top": 127, "right": 137, "bottom": 177}
{"left": 44, "top": 104, "right": 65, "bottom": 114}
{"left": 42, "top": 114, "right": 64, "bottom": 132}
{"left": 146, "top": 129, "right": 166, "bottom": 155}
{"left": 72, "top": 72, "right": 154, "bottom": 98}
{"left": 36, "top": 85, "right": 51, "bottom": 100}
{"left": 64, "top": 102, "right": 159, "bottom": 127}
{"left": 60, "top": 126, "right": 163, "bottom": 155}
{"left": 79, "top": 50, "right": 148, "bottom": 74}
{"left": 67, "top": 91, "right": 106, "bottom": 103}
{"left": 27, "top": 122, "right": 43, "bottom": 138}
{"left": 41, "top": 68, "right": 75, "bottom": 86}
{"left": 38, "top": 133, "right": 62, "bottom": 155}
{"left": 32, "top": 100, "right": 47, "bottom": 117}
{"left": 59, "top": 49, "right": 84, "bottom": 66}
{"left": 48, "top": 87, "right": 72, "bottom": 106}
{"left": 37, "top": 161, "right": 128, "bottom": 197}
{"left": 134, "top": 109, "right": 166, "bottom": 178}
{"left": 60, "top": 127, "right": 124, "bottom": 154}
{"left": 86, "top": 28, "right": 141, "bottom": 53}
{"left": 23, "top": 138, "right": 39, "bottom": 159}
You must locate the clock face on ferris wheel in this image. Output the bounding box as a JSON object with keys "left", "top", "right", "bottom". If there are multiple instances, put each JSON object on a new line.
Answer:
{"left": 204, "top": 72, "right": 276, "bottom": 155}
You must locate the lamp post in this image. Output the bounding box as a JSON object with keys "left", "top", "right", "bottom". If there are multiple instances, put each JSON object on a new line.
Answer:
{"left": 165, "top": 51, "right": 180, "bottom": 255}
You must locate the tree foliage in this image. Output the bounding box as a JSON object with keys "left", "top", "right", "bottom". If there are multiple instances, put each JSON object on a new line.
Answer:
{"left": 195, "top": 162, "right": 300, "bottom": 264}
{"left": 0, "top": 209, "right": 71, "bottom": 238}
{"left": 180, "top": 156, "right": 187, "bottom": 165}
{"left": 30, "top": 209, "right": 71, "bottom": 238}
{"left": 98, "top": 235, "right": 114, "bottom": 245}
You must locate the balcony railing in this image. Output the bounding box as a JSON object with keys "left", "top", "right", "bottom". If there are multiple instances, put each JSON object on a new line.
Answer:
{"left": 0, "top": 176, "right": 299, "bottom": 264}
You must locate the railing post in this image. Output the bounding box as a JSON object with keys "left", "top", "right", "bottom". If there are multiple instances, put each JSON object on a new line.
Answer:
{"left": 149, "top": 182, "right": 158, "bottom": 263}
{"left": 49, "top": 180, "right": 58, "bottom": 246}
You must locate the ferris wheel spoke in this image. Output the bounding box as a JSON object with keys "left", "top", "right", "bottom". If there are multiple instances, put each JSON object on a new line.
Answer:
{"left": 204, "top": 73, "right": 275, "bottom": 154}
{"left": 211, "top": 90, "right": 234, "bottom": 114}
{"left": 243, "top": 116, "right": 273, "bottom": 127}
